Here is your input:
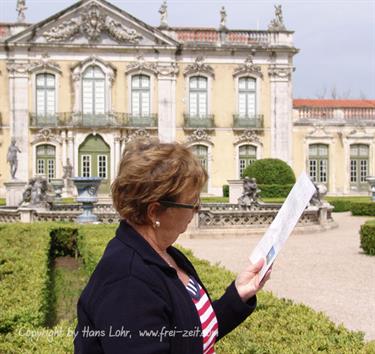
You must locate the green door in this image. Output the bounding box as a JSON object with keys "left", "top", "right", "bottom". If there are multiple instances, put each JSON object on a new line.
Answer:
{"left": 36, "top": 144, "right": 56, "bottom": 182}
{"left": 78, "top": 134, "right": 110, "bottom": 194}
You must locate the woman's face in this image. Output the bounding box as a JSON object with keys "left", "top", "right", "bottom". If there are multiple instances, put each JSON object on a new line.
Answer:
{"left": 156, "top": 187, "right": 200, "bottom": 247}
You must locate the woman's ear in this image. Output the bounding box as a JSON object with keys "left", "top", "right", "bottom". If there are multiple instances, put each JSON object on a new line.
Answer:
{"left": 146, "top": 201, "right": 161, "bottom": 225}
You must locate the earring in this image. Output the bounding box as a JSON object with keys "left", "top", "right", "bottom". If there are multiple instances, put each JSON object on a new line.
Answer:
{"left": 154, "top": 220, "right": 161, "bottom": 228}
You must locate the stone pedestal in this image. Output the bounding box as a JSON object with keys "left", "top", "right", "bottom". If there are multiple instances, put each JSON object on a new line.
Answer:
{"left": 228, "top": 179, "right": 243, "bottom": 204}
{"left": 4, "top": 180, "right": 27, "bottom": 207}
{"left": 19, "top": 207, "right": 34, "bottom": 223}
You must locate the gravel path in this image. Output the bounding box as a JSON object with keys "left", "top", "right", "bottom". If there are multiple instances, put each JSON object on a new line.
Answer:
{"left": 177, "top": 212, "right": 375, "bottom": 341}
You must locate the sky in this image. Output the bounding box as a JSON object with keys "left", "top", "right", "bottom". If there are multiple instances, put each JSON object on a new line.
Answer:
{"left": 0, "top": 0, "right": 374, "bottom": 99}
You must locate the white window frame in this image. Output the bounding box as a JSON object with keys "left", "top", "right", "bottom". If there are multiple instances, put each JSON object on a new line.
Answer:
{"left": 131, "top": 74, "right": 151, "bottom": 117}
{"left": 97, "top": 154, "right": 108, "bottom": 179}
{"left": 81, "top": 155, "right": 92, "bottom": 178}
{"left": 234, "top": 75, "right": 261, "bottom": 117}
{"left": 185, "top": 73, "right": 212, "bottom": 116}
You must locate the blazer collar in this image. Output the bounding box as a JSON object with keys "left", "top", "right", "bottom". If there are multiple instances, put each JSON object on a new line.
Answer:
{"left": 115, "top": 220, "right": 182, "bottom": 275}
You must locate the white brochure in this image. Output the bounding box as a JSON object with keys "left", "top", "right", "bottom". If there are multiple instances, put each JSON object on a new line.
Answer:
{"left": 249, "top": 171, "right": 316, "bottom": 281}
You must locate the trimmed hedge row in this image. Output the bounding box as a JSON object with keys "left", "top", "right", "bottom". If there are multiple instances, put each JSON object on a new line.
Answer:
{"left": 351, "top": 203, "right": 375, "bottom": 216}
{"left": 360, "top": 220, "right": 375, "bottom": 255}
{"left": 0, "top": 224, "right": 51, "bottom": 333}
{"left": 258, "top": 184, "right": 293, "bottom": 198}
{"left": 0, "top": 223, "right": 373, "bottom": 353}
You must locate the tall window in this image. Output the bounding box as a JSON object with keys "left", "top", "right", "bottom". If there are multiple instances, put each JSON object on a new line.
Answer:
{"left": 239, "top": 145, "right": 257, "bottom": 177}
{"left": 350, "top": 144, "right": 369, "bottom": 190}
{"left": 36, "top": 144, "right": 56, "bottom": 182}
{"left": 309, "top": 144, "right": 328, "bottom": 184}
{"left": 131, "top": 75, "right": 150, "bottom": 116}
{"left": 238, "top": 77, "right": 256, "bottom": 118}
{"left": 36, "top": 73, "right": 55, "bottom": 117}
{"left": 189, "top": 76, "right": 207, "bottom": 117}
{"left": 82, "top": 66, "right": 105, "bottom": 115}
{"left": 191, "top": 144, "right": 208, "bottom": 192}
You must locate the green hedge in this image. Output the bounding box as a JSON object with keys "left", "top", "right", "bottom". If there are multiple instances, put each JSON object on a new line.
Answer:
{"left": 243, "top": 158, "right": 295, "bottom": 185}
{"left": 360, "top": 220, "right": 375, "bottom": 255}
{"left": 351, "top": 203, "right": 375, "bottom": 216}
{"left": 0, "top": 223, "right": 372, "bottom": 353}
{"left": 0, "top": 224, "right": 51, "bottom": 333}
{"left": 258, "top": 184, "right": 293, "bottom": 198}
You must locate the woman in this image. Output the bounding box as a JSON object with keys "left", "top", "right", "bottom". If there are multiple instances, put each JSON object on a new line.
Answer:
{"left": 75, "top": 139, "right": 271, "bottom": 354}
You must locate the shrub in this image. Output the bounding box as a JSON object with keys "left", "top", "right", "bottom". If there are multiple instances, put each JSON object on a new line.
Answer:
{"left": 328, "top": 199, "right": 352, "bottom": 212}
{"left": 258, "top": 184, "right": 293, "bottom": 198}
{"left": 243, "top": 158, "right": 296, "bottom": 185}
{"left": 50, "top": 226, "right": 78, "bottom": 257}
{"left": 0, "top": 224, "right": 51, "bottom": 333}
{"left": 351, "top": 203, "right": 375, "bottom": 216}
{"left": 222, "top": 184, "right": 229, "bottom": 197}
{"left": 360, "top": 221, "right": 375, "bottom": 255}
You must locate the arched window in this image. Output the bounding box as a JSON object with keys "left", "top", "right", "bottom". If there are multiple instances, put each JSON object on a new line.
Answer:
{"left": 36, "top": 73, "right": 55, "bottom": 122}
{"left": 189, "top": 76, "right": 208, "bottom": 117}
{"left": 191, "top": 144, "right": 208, "bottom": 192}
{"left": 238, "top": 77, "right": 256, "bottom": 118}
{"left": 239, "top": 145, "right": 257, "bottom": 177}
{"left": 131, "top": 75, "right": 150, "bottom": 117}
{"left": 350, "top": 144, "right": 369, "bottom": 191}
{"left": 308, "top": 144, "right": 328, "bottom": 184}
{"left": 36, "top": 144, "right": 56, "bottom": 182}
{"left": 82, "top": 65, "right": 105, "bottom": 116}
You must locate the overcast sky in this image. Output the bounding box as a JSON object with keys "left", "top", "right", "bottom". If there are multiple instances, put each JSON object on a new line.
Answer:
{"left": 1, "top": 0, "right": 374, "bottom": 99}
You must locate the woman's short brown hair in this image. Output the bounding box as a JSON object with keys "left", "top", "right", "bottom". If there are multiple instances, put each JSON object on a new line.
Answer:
{"left": 111, "top": 138, "right": 208, "bottom": 224}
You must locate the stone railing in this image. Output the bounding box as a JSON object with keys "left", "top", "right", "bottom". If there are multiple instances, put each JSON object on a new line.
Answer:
{"left": 183, "top": 114, "right": 215, "bottom": 129}
{"left": 295, "top": 107, "right": 375, "bottom": 123}
{"left": 232, "top": 114, "right": 263, "bottom": 129}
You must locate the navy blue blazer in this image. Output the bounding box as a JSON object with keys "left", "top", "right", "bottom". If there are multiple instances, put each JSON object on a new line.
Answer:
{"left": 74, "top": 220, "right": 257, "bottom": 354}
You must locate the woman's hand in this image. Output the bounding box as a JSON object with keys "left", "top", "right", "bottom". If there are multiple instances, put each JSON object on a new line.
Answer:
{"left": 234, "top": 258, "right": 272, "bottom": 302}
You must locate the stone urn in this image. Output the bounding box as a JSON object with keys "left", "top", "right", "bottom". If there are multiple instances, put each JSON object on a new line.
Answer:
{"left": 50, "top": 178, "right": 64, "bottom": 201}
{"left": 71, "top": 177, "right": 102, "bottom": 223}
{"left": 366, "top": 176, "right": 375, "bottom": 202}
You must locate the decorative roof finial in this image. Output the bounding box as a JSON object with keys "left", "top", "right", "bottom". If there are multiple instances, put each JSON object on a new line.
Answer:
{"left": 159, "top": 1, "right": 168, "bottom": 29}
{"left": 268, "top": 4, "right": 287, "bottom": 31}
{"left": 16, "top": 0, "right": 27, "bottom": 23}
{"left": 219, "top": 6, "right": 227, "bottom": 31}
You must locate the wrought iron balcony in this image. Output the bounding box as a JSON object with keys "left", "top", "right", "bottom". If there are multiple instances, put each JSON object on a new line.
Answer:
{"left": 29, "top": 113, "right": 69, "bottom": 128}
{"left": 71, "top": 113, "right": 119, "bottom": 128}
{"left": 115, "top": 113, "right": 158, "bottom": 128}
{"left": 183, "top": 114, "right": 215, "bottom": 129}
{"left": 233, "top": 114, "right": 263, "bottom": 129}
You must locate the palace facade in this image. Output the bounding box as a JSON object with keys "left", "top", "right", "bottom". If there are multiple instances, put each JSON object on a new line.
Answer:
{"left": 0, "top": 0, "right": 374, "bottom": 197}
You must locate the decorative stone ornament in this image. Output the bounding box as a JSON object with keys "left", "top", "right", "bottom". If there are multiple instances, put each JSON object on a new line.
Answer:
{"left": 29, "top": 53, "right": 62, "bottom": 74}
{"left": 159, "top": 0, "right": 168, "bottom": 29}
{"left": 187, "top": 128, "right": 212, "bottom": 144}
{"left": 268, "top": 64, "right": 294, "bottom": 79}
{"left": 156, "top": 62, "right": 179, "bottom": 77}
{"left": 268, "top": 4, "right": 287, "bottom": 31}
{"left": 33, "top": 128, "right": 62, "bottom": 145}
{"left": 234, "top": 129, "right": 260, "bottom": 145}
{"left": 233, "top": 55, "right": 263, "bottom": 78}
{"left": 125, "top": 129, "right": 151, "bottom": 143}
{"left": 184, "top": 56, "right": 215, "bottom": 78}
{"left": 43, "top": 3, "right": 143, "bottom": 44}
{"left": 125, "top": 55, "right": 158, "bottom": 75}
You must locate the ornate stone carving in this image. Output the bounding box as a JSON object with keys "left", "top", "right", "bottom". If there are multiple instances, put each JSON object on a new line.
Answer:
{"left": 268, "top": 4, "right": 287, "bottom": 31}
{"left": 184, "top": 56, "right": 214, "bottom": 78}
{"left": 125, "top": 55, "right": 158, "bottom": 75}
{"left": 29, "top": 53, "right": 62, "bottom": 74}
{"left": 306, "top": 125, "right": 332, "bottom": 139}
{"left": 6, "top": 61, "right": 29, "bottom": 75}
{"left": 125, "top": 129, "right": 151, "bottom": 143}
{"left": 105, "top": 17, "right": 143, "bottom": 43}
{"left": 43, "top": 3, "right": 143, "bottom": 44}
{"left": 33, "top": 128, "right": 62, "bottom": 144}
{"left": 233, "top": 55, "right": 263, "bottom": 78}
{"left": 159, "top": 0, "right": 168, "bottom": 29}
{"left": 187, "top": 129, "right": 212, "bottom": 144}
{"left": 268, "top": 65, "right": 294, "bottom": 79}
{"left": 234, "top": 129, "right": 260, "bottom": 145}
{"left": 43, "top": 18, "right": 81, "bottom": 42}
{"left": 156, "top": 62, "right": 179, "bottom": 77}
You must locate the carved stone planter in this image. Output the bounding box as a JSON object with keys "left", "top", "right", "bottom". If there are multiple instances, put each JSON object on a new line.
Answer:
{"left": 366, "top": 177, "right": 375, "bottom": 202}
{"left": 71, "top": 177, "right": 102, "bottom": 223}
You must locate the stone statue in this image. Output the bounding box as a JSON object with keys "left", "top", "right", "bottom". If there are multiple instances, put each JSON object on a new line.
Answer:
{"left": 159, "top": 0, "right": 168, "bottom": 28}
{"left": 220, "top": 6, "right": 227, "bottom": 30}
{"left": 310, "top": 181, "right": 328, "bottom": 207}
{"left": 238, "top": 177, "right": 260, "bottom": 206}
{"left": 21, "top": 176, "right": 53, "bottom": 208}
{"left": 16, "top": 0, "right": 27, "bottom": 22}
{"left": 268, "top": 4, "right": 286, "bottom": 31}
{"left": 63, "top": 158, "right": 73, "bottom": 179}
{"left": 7, "top": 138, "right": 21, "bottom": 179}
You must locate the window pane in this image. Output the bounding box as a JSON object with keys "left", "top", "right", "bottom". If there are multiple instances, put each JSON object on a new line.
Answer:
{"left": 198, "top": 93, "right": 207, "bottom": 116}
{"left": 319, "top": 159, "right": 328, "bottom": 183}
{"left": 309, "top": 159, "right": 317, "bottom": 182}
{"left": 46, "top": 90, "right": 55, "bottom": 114}
{"left": 98, "top": 155, "right": 107, "bottom": 178}
{"left": 132, "top": 76, "right": 140, "bottom": 88}
{"left": 132, "top": 92, "right": 140, "bottom": 115}
{"left": 189, "top": 93, "right": 197, "bottom": 116}
{"left": 247, "top": 94, "right": 256, "bottom": 115}
{"left": 141, "top": 92, "right": 150, "bottom": 115}
{"left": 36, "top": 74, "right": 45, "bottom": 86}
{"left": 350, "top": 160, "right": 357, "bottom": 183}
{"left": 198, "top": 77, "right": 207, "bottom": 89}
{"left": 359, "top": 145, "right": 369, "bottom": 157}
{"left": 46, "top": 74, "right": 55, "bottom": 87}
{"left": 309, "top": 145, "right": 318, "bottom": 156}
{"left": 48, "top": 159, "right": 55, "bottom": 181}
{"left": 247, "top": 78, "right": 256, "bottom": 90}
{"left": 84, "top": 67, "right": 93, "bottom": 78}
{"left": 190, "top": 77, "right": 198, "bottom": 89}
{"left": 239, "top": 78, "right": 246, "bottom": 90}
{"left": 239, "top": 93, "right": 247, "bottom": 116}
{"left": 37, "top": 159, "right": 45, "bottom": 175}
{"left": 93, "top": 66, "right": 104, "bottom": 78}
{"left": 319, "top": 145, "right": 328, "bottom": 157}
{"left": 82, "top": 155, "right": 91, "bottom": 177}
{"left": 94, "top": 80, "right": 105, "bottom": 114}
{"left": 141, "top": 76, "right": 150, "bottom": 88}
{"left": 83, "top": 81, "right": 93, "bottom": 114}
{"left": 360, "top": 160, "right": 368, "bottom": 182}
